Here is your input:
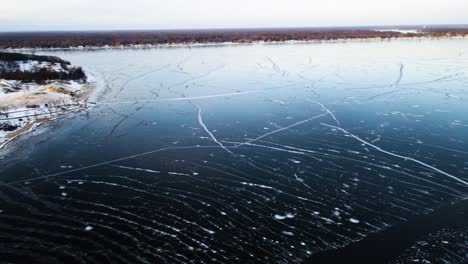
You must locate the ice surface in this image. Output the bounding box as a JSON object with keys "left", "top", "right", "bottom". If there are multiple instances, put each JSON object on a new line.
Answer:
{"left": 1, "top": 39, "right": 468, "bottom": 263}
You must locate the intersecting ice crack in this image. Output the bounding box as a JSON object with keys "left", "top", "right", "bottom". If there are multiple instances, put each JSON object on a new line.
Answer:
{"left": 321, "top": 123, "right": 468, "bottom": 187}
{"left": 306, "top": 99, "right": 341, "bottom": 127}
{"left": 233, "top": 112, "right": 328, "bottom": 149}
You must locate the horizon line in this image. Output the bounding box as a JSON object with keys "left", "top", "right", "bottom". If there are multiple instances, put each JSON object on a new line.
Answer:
{"left": 2, "top": 23, "right": 468, "bottom": 34}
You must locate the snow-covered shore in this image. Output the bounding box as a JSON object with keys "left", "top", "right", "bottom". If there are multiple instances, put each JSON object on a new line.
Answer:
{"left": 0, "top": 60, "right": 95, "bottom": 149}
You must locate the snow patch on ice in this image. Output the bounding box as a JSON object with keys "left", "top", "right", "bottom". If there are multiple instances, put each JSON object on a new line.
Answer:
{"left": 274, "top": 213, "right": 296, "bottom": 220}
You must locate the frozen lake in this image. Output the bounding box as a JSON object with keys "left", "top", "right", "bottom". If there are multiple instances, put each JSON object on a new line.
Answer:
{"left": 1, "top": 39, "right": 468, "bottom": 263}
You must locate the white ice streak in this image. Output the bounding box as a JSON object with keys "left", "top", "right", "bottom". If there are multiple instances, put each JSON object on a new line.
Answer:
{"left": 195, "top": 104, "right": 233, "bottom": 155}
{"left": 99, "top": 90, "right": 260, "bottom": 105}
{"left": 112, "top": 165, "right": 160, "bottom": 174}
{"left": 224, "top": 141, "right": 305, "bottom": 155}
{"left": 322, "top": 123, "right": 468, "bottom": 187}
{"left": 168, "top": 172, "right": 191, "bottom": 176}
{"left": 241, "top": 182, "right": 274, "bottom": 189}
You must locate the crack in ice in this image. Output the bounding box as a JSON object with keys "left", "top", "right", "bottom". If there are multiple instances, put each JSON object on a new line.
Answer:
{"left": 5, "top": 145, "right": 220, "bottom": 184}
{"left": 195, "top": 104, "right": 233, "bottom": 155}
{"left": 234, "top": 113, "right": 328, "bottom": 148}
{"left": 322, "top": 123, "right": 468, "bottom": 187}
{"left": 99, "top": 90, "right": 260, "bottom": 105}
{"left": 394, "top": 64, "right": 404, "bottom": 87}
{"left": 306, "top": 99, "right": 341, "bottom": 127}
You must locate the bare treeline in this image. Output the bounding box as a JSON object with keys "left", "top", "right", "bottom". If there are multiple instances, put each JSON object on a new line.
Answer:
{"left": 0, "top": 28, "right": 466, "bottom": 49}
{"left": 0, "top": 29, "right": 425, "bottom": 49}
{"left": 0, "top": 52, "right": 86, "bottom": 83}
{"left": 0, "top": 67, "right": 86, "bottom": 83}
{"left": 0, "top": 52, "right": 70, "bottom": 64}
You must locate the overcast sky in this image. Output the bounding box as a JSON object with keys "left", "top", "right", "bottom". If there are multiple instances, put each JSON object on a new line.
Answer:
{"left": 1, "top": 0, "right": 468, "bottom": 31}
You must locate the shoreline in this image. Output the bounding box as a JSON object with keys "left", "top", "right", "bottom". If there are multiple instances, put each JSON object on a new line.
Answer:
{"left": 0, "top": 118, "right": 48, "bottom": 149}
{"left": 0, "top": 76, "right": 96, "bottom": 150}
{"left": 3, "top": 35, "right": 468, "bottom": 52}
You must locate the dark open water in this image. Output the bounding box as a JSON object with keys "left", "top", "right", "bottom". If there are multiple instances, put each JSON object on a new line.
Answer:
{"left": 1, "top": 39, "right": 468, "bottom": 263}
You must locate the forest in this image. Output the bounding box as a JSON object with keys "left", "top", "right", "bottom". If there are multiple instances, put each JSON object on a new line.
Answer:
{"left": 0, "top": 52, "right": 86, "bottom": 83}
{"left": 1, "top": 27, "right": 466, "bottom": 49}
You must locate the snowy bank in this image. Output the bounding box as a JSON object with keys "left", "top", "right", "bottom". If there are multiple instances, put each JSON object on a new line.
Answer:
{"left": 0, "top": 58, "right": 95, "bottom": 149}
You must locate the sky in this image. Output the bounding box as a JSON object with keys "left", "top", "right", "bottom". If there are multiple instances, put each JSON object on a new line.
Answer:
{"left": 1, "top": 0, "right": 468, "bottom": 31}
